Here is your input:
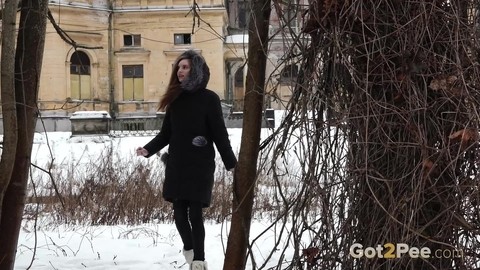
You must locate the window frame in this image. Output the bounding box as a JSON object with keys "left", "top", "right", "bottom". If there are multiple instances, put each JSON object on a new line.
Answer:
{"left": 174, "top": 33, "right": 192, "bottom": 45}
{"left": 123, "top": 34, "right": 142, "bottom": 47}
{"left": 122, "top": 64, "right": 145, "bottom": 101}
{"left": 279, "top": 64, "right": 299, "bottom": 84}
{"left": 70, "top": 51, "right": 92, "bottom": 100}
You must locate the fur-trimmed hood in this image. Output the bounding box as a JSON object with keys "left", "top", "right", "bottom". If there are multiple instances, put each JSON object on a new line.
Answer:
{"left": 177, "top": 50, "right": 210, "bottom": 92}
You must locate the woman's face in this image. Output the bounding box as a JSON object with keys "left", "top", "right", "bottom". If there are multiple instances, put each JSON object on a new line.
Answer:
{"left": 177, "top": 59, "right": 191, "bottom": 82}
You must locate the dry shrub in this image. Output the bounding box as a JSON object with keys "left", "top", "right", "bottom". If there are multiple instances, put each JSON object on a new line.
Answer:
{"left": 26, "top": 144, "right": 291, "bottom": 227}
{"left": 29, "top": 146, "right": 169, "bottom": 225}
{"left": 27, "top": 148, "right": 291, "bottom": 226}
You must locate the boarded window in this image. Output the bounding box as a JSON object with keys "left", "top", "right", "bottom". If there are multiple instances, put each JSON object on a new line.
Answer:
{"left": 70, "top": 51, "right": 91, "bottom": 100}
{"left": 122, "top": 65, "right": 144, "bottom": 101}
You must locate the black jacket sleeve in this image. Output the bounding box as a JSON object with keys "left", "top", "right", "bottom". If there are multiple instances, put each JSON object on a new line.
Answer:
{"left": 207, "top": 92, "right": 237, "bottom": 170}
{"left": 143, "top": 110, "right": 171, "bottom": 158}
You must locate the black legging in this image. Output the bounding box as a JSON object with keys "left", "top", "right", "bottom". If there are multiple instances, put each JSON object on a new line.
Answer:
{"left": 173, "top": 200, "right": 205, "bottom": 261}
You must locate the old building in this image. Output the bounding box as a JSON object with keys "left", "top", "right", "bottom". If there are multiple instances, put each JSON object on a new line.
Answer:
{"left": 42, "top": 0, "right": 242, "bottom": 115}
{"left": 0, "top": 0, "right": 304, "bottom": 133}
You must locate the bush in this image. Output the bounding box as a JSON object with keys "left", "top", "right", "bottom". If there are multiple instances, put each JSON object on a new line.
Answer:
{"left": 27, "top": 147, "right": 240, "bottom": 225}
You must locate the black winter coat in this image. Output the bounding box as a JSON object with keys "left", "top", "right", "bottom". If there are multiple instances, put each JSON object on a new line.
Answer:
{"left": 143, "top": 89, "right": 237, "bottom": 207}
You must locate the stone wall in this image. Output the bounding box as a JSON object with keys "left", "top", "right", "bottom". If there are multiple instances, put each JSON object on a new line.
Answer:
{"left": 0, "top": 109, "right": 275, "bottom": 135}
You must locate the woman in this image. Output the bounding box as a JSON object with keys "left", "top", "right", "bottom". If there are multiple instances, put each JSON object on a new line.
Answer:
{"left": 136, "top": 50, "right": 237, "bottom": 270}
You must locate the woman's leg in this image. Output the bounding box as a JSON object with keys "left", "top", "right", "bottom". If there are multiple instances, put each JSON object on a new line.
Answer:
{"left": 188, "top": 201, "right": 205, "bottom": 261}
{"left": 173, "top": 200, "right": 193, "bottom": 251}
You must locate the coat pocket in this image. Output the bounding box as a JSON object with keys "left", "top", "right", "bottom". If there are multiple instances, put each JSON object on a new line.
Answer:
{"left": 192, "top": 136, "right": 208, "bottom": 147}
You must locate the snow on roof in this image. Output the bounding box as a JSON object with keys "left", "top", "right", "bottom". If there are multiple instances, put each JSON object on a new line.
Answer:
{"left": 70, "top": 111, "right": 111, "bottom": 119}
{"left": 225, "top": 34, "right": 249, "bottom": 44}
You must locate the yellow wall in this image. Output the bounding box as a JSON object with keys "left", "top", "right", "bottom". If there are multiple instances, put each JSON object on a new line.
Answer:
{"left": 37, "top": 2, "right": 229, "bottom": 115}
{"left": 40, "top": 6, "right": 110, "bottom": 112}
{"left": 0, "top": 0, "right": 299, "bottom": 116}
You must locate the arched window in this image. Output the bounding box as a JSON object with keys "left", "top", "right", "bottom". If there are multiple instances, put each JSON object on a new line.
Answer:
{"left": 70, "top": 51, "right": 91, "bottom": 100}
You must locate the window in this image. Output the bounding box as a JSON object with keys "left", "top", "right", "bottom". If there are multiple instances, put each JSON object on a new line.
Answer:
{"left": 280, "top": 64, "right": 299, "bottom": 83}
{"left": 122, "top": 65, "right": 144, "bottom": 101}
{"left": 281, "top": 0, "right": 300, "bottom": 30}
{"left": 70, "top": 51, "right": 91, "bottom": 99}
{"left": 174, "top": 33, "right": 191, "bottom": 45}
{"left": 234, "top": 67, "right": 244, "bottom": 87}
{"left": 238, "top": 0, "right": 249, "bottom": 29}
{"left": 124, "top": 34, "right": 141, "bottom": 47}
{"left": 286, "top": 6, "right": 298, "bottom": 30}
{"left": 228, "top": 0, "right": 249, "bottom": 30}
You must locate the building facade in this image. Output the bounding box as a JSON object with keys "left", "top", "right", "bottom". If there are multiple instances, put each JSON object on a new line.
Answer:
{"left": 41, "top": 0, "right": 244, "bottom": 118}
{"left": 0, "top": 0, "right": 304, "bottom": 133}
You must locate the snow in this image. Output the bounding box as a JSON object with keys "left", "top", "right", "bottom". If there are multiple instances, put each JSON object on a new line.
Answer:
{"left": 16, "top": 221, "right": 288, "bottom": 269}
{"left": 224, "top": 35, "right": 249, "bottom": 44}
{"left": 70, "top": 111, "right": 112, "bottom": 120}
{"left": 14, "top": 110, "right": 295, "bottom": 269}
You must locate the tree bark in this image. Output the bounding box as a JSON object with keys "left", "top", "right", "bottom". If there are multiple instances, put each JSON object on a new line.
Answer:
{"left": 0, "top": 1, "right": 48, "bottom": 269}
{"left": 222, "top": 0, "right": 271, "bottom": 269}
{"left": 0, "top": 0, "right": 19, "bottom": 222}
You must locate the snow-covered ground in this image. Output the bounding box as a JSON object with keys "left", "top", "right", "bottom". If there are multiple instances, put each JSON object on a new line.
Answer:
{"left": 14, "top": 111, "right": 297, "bottom": 269}
{"left": 16, "top": 220, "right": 289, "bottom": 269}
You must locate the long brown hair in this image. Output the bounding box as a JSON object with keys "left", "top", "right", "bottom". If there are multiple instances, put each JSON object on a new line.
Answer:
{"left": 158, "top": 50, "right": 210, "bottom": 111}
{"left": 158, "top": 56, "right": 187, "bottom": 111}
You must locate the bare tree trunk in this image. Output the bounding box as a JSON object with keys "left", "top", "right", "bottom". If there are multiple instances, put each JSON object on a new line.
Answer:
{"left": 222, "top": 0, "right": 271, "bottom": 269}
{"left": 0, "top": 1, "right": 48, "bottom": 269}
{"left": 0, "top": 0, "right": 19, "bottom": 222}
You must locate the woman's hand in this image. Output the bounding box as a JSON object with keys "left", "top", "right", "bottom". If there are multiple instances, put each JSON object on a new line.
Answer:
{"left": 136, "top": 147, "right": 149, "bottom": 157}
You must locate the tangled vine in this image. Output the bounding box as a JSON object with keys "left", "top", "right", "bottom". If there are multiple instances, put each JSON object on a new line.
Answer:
{"left": 259, "top": 1, "right": 480, "bottom": 269}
